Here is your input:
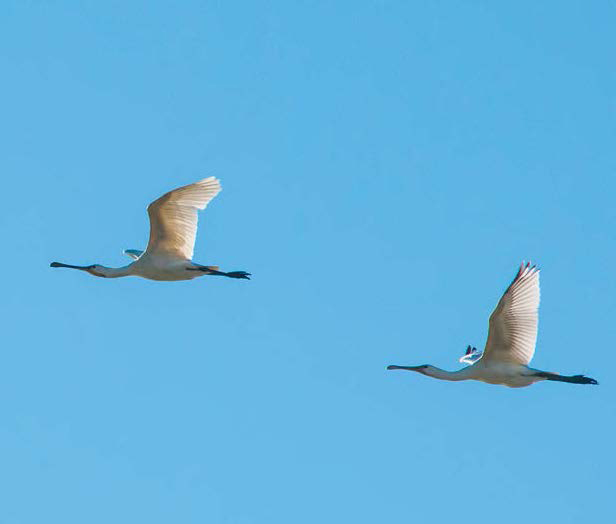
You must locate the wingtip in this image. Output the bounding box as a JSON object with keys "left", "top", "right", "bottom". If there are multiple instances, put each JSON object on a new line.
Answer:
{"left": 198, "top": 176, "right": 222, "bottom": 189}
{"left": 518, "top": 260, "right": 540, "bottom": 277}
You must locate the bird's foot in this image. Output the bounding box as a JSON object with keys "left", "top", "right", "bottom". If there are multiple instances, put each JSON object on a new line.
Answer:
{"left": 225, "top": 271, "right": 251, "bottom": 280}
{"left": 571, "top": 375, "right": 599, "bottom": 385}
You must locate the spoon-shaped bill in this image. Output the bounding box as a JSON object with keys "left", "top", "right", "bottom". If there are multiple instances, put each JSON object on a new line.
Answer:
{"left": 386, "top": 365, "right": 427, "bottom": 371}
{"left": 50, "top": 262, "right": 93, "bottom": 270}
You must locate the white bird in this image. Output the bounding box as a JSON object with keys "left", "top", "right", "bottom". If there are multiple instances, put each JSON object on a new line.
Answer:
{"left": 387, "top": 262, "right": 597, "bottom": 387}
{"left": 51, "top": 177, "right": 250, "bottom": 282}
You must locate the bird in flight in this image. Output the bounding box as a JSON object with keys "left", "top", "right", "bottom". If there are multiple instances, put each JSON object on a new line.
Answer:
{"left": 51, "top": 177, "right": 250, "bottom": 282}
{"left": 387, "top": 262, "right": 597, "bottom": 388}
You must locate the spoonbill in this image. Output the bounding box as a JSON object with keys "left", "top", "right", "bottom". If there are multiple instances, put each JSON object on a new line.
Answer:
{"left": 50, "top": 177, "right": 251, "bottom": 281}
{"left": 387, "top": 263, "right": 598, "bottom": 388}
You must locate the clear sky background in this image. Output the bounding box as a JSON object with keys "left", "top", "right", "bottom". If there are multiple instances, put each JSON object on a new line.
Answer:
{"left": 1, "top": 2, "right": 614, "bottom": 523}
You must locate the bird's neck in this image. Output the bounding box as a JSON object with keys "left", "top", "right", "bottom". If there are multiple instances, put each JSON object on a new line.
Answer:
{"left": 95, "top": 265, "right": 134, "bottom": 278}
{"left": 422, "top": 366, "right": 472, "bottom": 382}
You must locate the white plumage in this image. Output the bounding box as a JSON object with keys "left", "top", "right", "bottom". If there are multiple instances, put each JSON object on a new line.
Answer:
{"left": 51, "top": 177, "right": 250, "bottom": 282}
{"left": 484, "top": 263, "right": 540, "bottom": 366}
{"left": 388, "top": 262, "right": 597, "bottom": 388}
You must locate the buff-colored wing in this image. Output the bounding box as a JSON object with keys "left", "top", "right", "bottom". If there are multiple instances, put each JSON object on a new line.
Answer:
{"left": 144, "top": 177, "right": 221, "bottom": 260}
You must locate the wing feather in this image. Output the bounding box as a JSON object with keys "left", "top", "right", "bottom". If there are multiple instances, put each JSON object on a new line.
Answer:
{"left": 124, "top": 249, "right": 144, "bottom": 260}
{"left": 483, "top": 262, "right": 540, "bottom": 365}
{"left": 144, "top": 177, "right": 221, "bottom": 260}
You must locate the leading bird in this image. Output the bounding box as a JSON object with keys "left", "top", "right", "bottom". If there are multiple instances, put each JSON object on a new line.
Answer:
{"left": 387, "top": 263, "right": 598, "bottom": 388}
{"left": 51, "top": 177, "right": 250, "bottom": 281}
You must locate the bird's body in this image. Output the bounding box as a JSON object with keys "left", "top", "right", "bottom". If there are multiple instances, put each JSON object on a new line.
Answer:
{"left": 430, "top": 361, "right": 544, "bottom": 388}
{"left": 95, "top": 256, "right": 198, "bottom": 281}
{"left": 129, "top": 255, "right": 195, "bottom": 281}
{"left": 51, "top": 177, "right": 250, "bottom": 282}
{"left": 387, "top": 263, "right": 597, "bottom": 388}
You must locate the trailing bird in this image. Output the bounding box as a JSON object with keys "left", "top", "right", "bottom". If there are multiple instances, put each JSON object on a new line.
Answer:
{"left": 50, "top": 177, "right": 250, "bottom": 281}
{"left": 387, "top": 262, "right": 597, "bottom": 388}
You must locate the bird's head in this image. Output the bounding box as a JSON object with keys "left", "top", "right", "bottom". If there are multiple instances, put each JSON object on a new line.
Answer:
{"left": 50, "top": 261, "right": 109, "bottom": 278}
{"left": 87, "top": 264, "right": 109, "bottom": 278}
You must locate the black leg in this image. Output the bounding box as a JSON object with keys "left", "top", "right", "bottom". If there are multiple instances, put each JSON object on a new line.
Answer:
{"left": 187, "top": 267, "right": 251, "bottom": 280}
{"left": 535, "top": 372, "right": 598, "bottom": 385}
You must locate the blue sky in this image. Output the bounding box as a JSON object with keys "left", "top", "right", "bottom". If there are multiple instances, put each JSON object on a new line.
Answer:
{"left": 1, "top": 1, "right": 614, "bottom": 522}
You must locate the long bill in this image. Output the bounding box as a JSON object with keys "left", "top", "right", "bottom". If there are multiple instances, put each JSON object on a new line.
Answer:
{"left": 50, "top": 262, "right": 93, "bottom": 271}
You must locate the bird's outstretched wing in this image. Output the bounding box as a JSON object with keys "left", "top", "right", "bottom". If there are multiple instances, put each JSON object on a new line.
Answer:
{"left": 144, "top": 177, "right": 221, "bottom": 260}
{"left": 124, "top": 249, "right": 144, "bottom": 260}
{"left": 483, "top": 262, "right": 540, "bottom": 366}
